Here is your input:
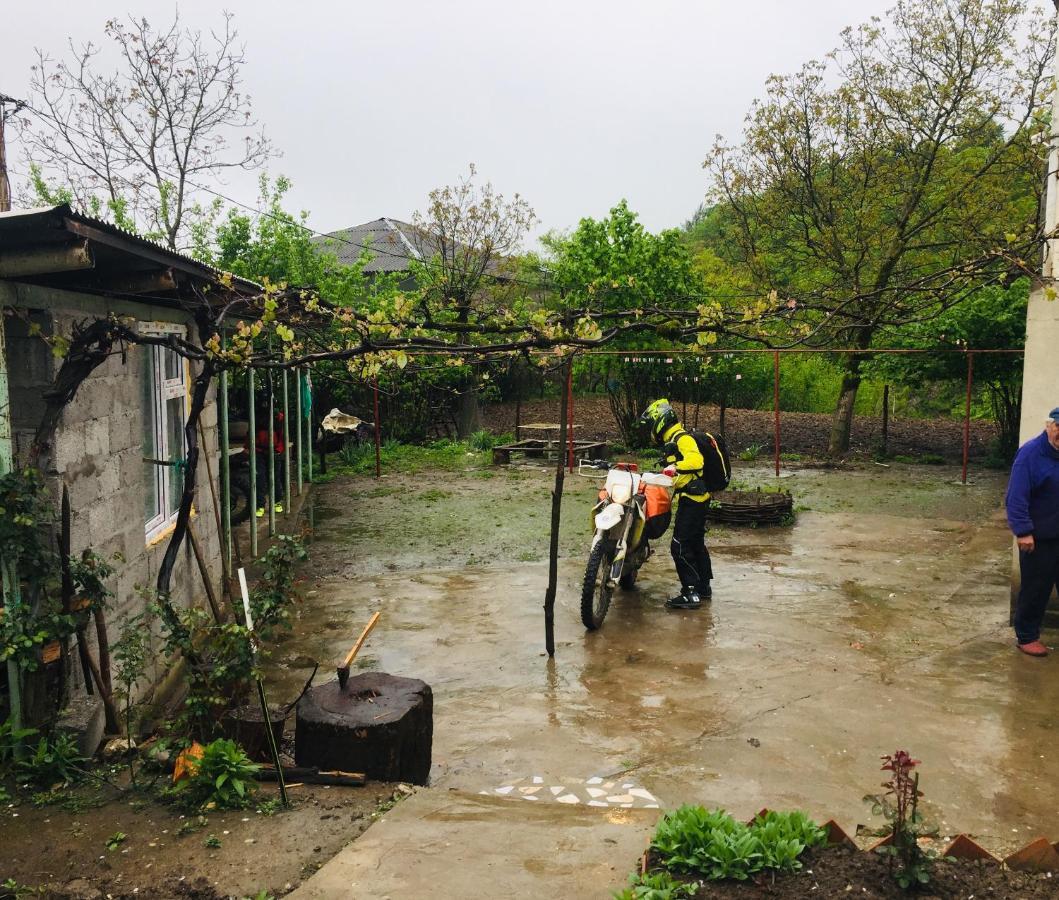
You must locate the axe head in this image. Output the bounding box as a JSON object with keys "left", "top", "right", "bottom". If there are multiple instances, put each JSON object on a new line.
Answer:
{"left": 337, "top": 666, "right": 350, "bottom": 690}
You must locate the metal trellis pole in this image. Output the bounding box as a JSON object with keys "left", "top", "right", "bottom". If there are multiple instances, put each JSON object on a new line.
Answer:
{"left": 282, "top": 369, "right": 291, "bottom": 514}
{"left": 267, "top": 367, "right": 276, "bottom": 537}
{"left": 219, "top": 362, "right": 232, "bottom": 578}
{"left": 962, "top": 352, "right": 975, "bottom": 485}
{"left": 773, "top": 350, "right": 781, "bottom": 477}
{"left": 248, "top": 369, "right": 258, "bottom": 558}
{"left": 373, "top": 377, "right": 382, "bottom": 479}
{"left": 295, "top": 367, "right": 303, "bottom": 496}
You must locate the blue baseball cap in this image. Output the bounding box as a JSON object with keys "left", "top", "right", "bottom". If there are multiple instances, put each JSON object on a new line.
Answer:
{"left": 1050, "top": 408, "right": 1059, "bottom": 422}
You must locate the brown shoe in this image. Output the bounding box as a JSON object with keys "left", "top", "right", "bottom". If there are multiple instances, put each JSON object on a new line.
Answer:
{"left": 1017, "top": 640, "right": 1049, "bottom": 657}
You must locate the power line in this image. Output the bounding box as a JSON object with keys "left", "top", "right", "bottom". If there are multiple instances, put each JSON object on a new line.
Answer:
{"left": 12, "top": 100, "right": 554, "bottom": 292}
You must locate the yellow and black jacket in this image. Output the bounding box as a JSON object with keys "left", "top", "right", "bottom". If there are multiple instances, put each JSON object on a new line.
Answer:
{"left": 661, "top": 423, "right": 708, "bottom": 503}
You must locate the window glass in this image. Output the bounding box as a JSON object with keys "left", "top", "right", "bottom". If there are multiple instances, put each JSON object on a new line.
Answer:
{"left": 163, "top": 347, "right": 181, "bottom": 381}
{"left": 142, "top": 348, "right": 160, "bottom": 524}
{"left": 166, "top": 395, "right": 185, "bottom": 514}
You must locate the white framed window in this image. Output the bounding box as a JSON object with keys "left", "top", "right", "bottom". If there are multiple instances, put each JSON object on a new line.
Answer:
{"left": 141, "top": 325, "right": 189, "bottom": 540}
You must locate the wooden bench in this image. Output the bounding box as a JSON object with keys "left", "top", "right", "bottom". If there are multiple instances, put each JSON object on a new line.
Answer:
{"left": 492, "top": 438, "right": 607, "bottom": 465}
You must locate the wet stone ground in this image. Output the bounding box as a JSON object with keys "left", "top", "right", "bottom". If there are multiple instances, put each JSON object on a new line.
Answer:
{"left": 261, "top": 457, "right": 1059, "bottom": 897}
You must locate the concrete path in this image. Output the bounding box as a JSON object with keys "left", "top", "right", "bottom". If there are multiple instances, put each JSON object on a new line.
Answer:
{"left": 274, "top": 465, "right": 1058, "bottom": 898}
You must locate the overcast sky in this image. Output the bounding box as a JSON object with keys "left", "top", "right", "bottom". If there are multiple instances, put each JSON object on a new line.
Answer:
{"left": 4, "top": 0, "right": 898, "bottom": 245}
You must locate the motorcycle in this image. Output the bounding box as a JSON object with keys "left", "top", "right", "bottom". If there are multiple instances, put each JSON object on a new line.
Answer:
{"left": 579, "top": 460, "right": 674, "bottom": 630}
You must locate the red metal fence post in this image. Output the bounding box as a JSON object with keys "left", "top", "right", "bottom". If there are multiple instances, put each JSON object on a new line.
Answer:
{"left": 373, "top": 376, "right": 382, "bottom": 479}
{"left": 773, "top": 351, "right": 781, "bottom": 477}
{"left": 962, "top": 351, "right": 974, "bottom": 484}
{"left": 566, "top": 359, "right": 575, "bottom": 473}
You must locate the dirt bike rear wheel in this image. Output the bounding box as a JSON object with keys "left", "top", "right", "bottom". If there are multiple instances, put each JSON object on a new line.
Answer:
{"left": 581, "top": 541, "right": 616, "bottom": 630}
{"left": 228, "top": 472, "right": 252, "bottom": 525}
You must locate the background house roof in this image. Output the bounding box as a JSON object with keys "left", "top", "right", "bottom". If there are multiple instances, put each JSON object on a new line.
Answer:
{"left": 313, "top": 217, "right": 428, "bottom": 273}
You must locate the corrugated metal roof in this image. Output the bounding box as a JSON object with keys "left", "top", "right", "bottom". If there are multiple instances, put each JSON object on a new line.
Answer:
{"left": 0, "top": 203, "right": 260, "bottom": 293}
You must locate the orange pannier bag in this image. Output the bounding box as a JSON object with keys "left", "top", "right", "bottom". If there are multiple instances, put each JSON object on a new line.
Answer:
{"left": 643, "top": 484, "right": 672, "bottom": 539}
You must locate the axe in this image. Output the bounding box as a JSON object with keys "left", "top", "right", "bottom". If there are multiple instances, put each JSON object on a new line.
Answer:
{"left": 337, "top": 612, "right": 381, "bottom": 690}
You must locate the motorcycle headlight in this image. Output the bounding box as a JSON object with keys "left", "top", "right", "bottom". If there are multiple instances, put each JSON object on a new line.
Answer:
{"left": 609, "top": 483, "right": 632, "bottom": 504}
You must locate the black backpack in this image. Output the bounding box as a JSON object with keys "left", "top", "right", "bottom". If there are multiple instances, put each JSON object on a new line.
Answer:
{"left": 682, "top": 429, "right": 732, "bottom": 492}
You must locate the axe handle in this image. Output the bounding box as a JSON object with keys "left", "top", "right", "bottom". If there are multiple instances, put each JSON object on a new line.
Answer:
{"left": 339, "top": 611, "right": 381, "bottom": 675}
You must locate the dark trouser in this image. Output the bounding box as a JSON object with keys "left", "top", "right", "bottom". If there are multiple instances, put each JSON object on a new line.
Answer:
{"left": 1014, "top": 537, "right": 1059, "bottom": 644}
{"left": 254, "top": 451, "right": 284, "bottom": 506}
{"left": 670, "top": 497, "right": 712, "bottom": 594}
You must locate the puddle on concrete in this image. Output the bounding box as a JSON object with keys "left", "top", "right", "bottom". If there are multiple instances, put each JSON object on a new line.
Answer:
{"left": 264, "top": 461, "right": 1059, "bottom": 849}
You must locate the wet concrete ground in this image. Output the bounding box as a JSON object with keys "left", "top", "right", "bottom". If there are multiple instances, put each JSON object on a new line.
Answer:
{"left": 270, "top": 462, "right": 1059, "bottom": 898}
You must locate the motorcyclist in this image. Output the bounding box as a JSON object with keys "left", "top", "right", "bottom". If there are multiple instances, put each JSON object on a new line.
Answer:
{"left": 640, "top": 399, "right": 712, "bottom": 610}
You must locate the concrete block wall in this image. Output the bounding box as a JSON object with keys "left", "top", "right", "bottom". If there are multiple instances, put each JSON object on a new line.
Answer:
{"left": 3, "top": 282, "right": 224, "bottom": 702}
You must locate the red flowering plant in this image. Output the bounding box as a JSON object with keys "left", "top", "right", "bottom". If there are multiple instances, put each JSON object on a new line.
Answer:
{"left": 866, "top": 750, "right": 934, "bottom": 891}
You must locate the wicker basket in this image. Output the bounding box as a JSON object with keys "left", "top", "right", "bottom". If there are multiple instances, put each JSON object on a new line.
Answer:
{"left": 705, "top": 490, "right": 794, "bottom": 526}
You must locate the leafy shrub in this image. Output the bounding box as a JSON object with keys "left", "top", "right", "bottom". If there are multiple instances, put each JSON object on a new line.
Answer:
{"left": 17, "top": 733, "right": 86, "bottom": 787}
{"left": 176, "top": 739, "right": 259, "bottom": 810}
{"left": 649, "top": 806, "right": 826, "bottom": 882}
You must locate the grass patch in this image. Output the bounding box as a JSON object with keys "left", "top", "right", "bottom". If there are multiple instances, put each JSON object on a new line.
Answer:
{"left": 334, "top": 439, "right": 490, "bottom": 476}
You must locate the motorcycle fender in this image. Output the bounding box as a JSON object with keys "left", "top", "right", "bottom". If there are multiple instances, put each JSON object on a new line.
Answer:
{"left": 589, "top": 500, "right": 607, "bottom": 532}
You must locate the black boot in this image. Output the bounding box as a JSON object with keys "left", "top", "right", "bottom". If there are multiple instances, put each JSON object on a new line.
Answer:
{"left": 666, "top": 589, "right": 701, "bottom": 610}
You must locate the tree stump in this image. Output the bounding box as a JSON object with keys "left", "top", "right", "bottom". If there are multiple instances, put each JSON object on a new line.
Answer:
{"left": 295, "top": 672, "right": 433, "bottom": 785}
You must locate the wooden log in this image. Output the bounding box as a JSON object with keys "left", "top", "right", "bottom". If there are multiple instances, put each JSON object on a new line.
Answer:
{"left": 0, "top": 239, "right": 93, "bottom": 277}
{"left": 256, "top": 764, "right": 365, "bottom": 787}
{"left": 295, "top": 672, "right": 432, "bottom": 785}
{"left": 222, "top": 703, "right": 288, "bottom": 762}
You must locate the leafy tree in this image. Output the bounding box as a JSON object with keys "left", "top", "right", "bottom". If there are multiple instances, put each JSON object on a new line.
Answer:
{"left": 704, "top": 0, "right": 1052, "bottom": 454}
{"left": 543, "top": 200, "right": 700, "bottom": 442}
{"left": 408, "top": 164, "right": 537, "bottom": 436}
{"left": 19, "top": 12, "right": 274, "bottom": 248}
{"left": 869, "top": 279, "right": 1029, "bottom": 459}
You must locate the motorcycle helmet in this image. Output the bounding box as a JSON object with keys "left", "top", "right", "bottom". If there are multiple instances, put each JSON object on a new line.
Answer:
{"left": 639, "top": 399, "right": 679, "bottom": 443}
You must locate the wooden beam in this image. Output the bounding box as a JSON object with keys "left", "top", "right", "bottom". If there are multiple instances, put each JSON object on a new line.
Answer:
{"left": 64, "top": 217, "right": 218, "bottom": 285}
{"left": 0, "top": 239, "right": 93, "bottom": 277}
{"left": 97, "top": 267, "right": 178, "bottom": 295}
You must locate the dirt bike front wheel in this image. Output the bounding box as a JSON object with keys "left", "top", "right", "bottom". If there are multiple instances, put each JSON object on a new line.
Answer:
{"left": 581, "top": 541, "right": 616, "bottom": 630}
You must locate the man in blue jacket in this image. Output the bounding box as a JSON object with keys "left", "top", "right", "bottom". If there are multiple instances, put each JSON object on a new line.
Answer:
{"left": 1006, "top": 408, "right": 1059, "bottom": 657}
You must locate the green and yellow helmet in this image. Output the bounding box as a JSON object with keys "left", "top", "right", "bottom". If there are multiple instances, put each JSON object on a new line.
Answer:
{"left": 639, "top": 399, "right": 679, "bottom": 442}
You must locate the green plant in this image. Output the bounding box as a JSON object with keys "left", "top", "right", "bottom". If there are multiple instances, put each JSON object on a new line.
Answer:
{"left": 204, "top": 834, "right": 222, "bottom": 848}
{"left": 737, "top": 444, "right": 763, "bottom": 462}
{"left": 613, "top": 870, "right": 699, "bottom": 900}
{"left": 1, "top": 878, "right": 41, "bottom": 899}
{"left": 256, "top": 797, "right": 282, "bottom": 816}
{"left": 105, "top": 831, "right": 127, "bottom": 851}
{"left": 0, "top": 718, "right": 38, "bottom": 775}
{"left": 176, "top": 739, "right": 260, "bottom": 810}
{"left": 468, "top": 429, "right": 498, "bottom": 451}
{"left": 866, "top": 750, "right": 934, "bottom": 890}
{"left": 649, "top": 806, "right": 826, "bottom": 882}
{"left": 17, "top": 734, "right": 86, "bottom": 787}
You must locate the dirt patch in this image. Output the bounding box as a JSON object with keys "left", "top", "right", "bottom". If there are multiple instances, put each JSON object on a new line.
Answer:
{"left": 646, "top": 847, "right": 1059, "bottom": 898}
{"left": 0, "top": 780, "right": 400, "bottom": 898}
{"left": 483, "top": 397, "right": 1000, "bottom": 461}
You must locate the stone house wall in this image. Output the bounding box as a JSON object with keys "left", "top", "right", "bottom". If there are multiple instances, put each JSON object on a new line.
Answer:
{"left": 2, "top": 281, "right": 223, "bottom": 700}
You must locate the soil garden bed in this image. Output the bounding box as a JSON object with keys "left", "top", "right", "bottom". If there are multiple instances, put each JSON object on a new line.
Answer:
{"left": 0, "top": 779, "right": 401, "bottom": 899}
{"left": 641, "top": 846, "right": 1059, "bottom": 898}
{"left": 483, "top": 398, "right": 1000, "bottom": 462}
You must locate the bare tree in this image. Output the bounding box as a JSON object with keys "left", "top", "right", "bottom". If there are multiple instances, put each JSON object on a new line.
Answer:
{"left": 19, "top": 12, "right": 274, "bottom": 248}
{"left": 409, "top": 165, "right": 537, "bottom": 435}
{"left": 705, "top": 0, "right": 1053, "bottom": 455}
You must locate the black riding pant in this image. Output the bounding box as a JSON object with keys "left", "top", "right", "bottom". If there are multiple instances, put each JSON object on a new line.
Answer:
{"left": 671, "top": 497, "right": 712, "bottom": 594}
{"left": 1014, "top": 537, "right": 1059, "bottom": 644}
